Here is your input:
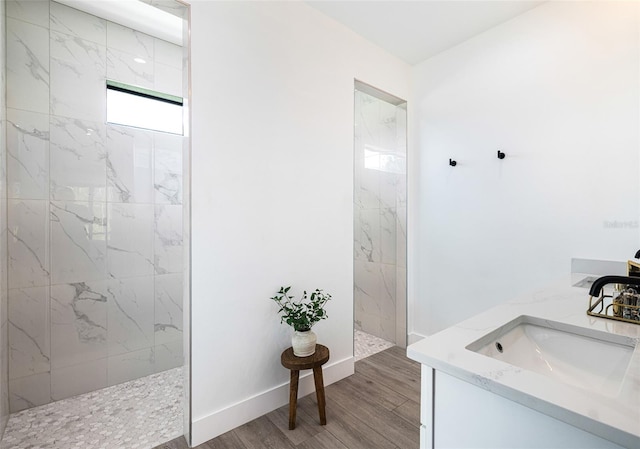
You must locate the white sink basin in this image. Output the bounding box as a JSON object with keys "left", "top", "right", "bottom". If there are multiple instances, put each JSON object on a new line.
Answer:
{"left": 466, "top": 316, "right": 636, "bottom": 397}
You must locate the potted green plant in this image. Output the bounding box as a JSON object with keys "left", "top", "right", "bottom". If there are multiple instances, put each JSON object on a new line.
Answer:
{"left": 271, "top": 286, "right": 331, "bottom": 356}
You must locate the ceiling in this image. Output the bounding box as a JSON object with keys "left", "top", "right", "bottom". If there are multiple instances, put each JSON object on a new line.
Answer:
{"left": 59, "top": 1, "right": 544, "bottom": 63}
{"left": 306, "top": 1, "right": 544, "bottom": 65}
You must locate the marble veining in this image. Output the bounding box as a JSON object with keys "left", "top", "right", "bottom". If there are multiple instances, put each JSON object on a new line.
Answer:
{"left": 5, "top": 0, "right": 185, "bottom": 414}
{"left": 8, "top": 287, "right": 50, "bottom": 380}
{"left": 107, "top": 203, "right": 154, "bottom": 278}
{"left": 106, "top": 21, "right": 153, "bottom": 61}
{"left": 6, "top": 0, "right": 50, "bottom": 28}
{"left": 9, "top": 320, "right": 49, "bottom": 376}
{"left": 355, "top": 208, "right": 380, "bottom": 263}
{"left": 8, "top": 199, "right": 50, "bottom": 288}
{"left": 154, "top": 339, "right": 183, "bottom": 373}
{"left": 354, "top": 89, "right": 407, "bottom": 345}
{"left": 107, "top": 47, "right": 154, "bottom": 90}
{"left": 396, "top": 207, "right": 406, "bottom": 268}
{"left": 50, "top": 201, "right": 107, "bottom": 284}
{"left": 354, "top": 262, "right": 396, "bottom": 342}
{"left": 107, "top": 347, "right": 154, "bottom": 387}
{"left": 8, "top": 371, "right": 51, "bottom": 412}
{"left": 154, "top": 205, "right": 182, "bottom": 275}
{"left": 154, "top": 170, "right": 181, "bottom": 205}
{"left": 50, "top": 1, "right": 106, "bottom": 45}
{"left": 50, "top": 282, "right": 108, "bottom": 370}
{"left": 380, "top": 264, "right": 396, "bottom": 304}
{"left": 106, "top": 157, "right": 130, "bottom": 203}
{"left": 7, "top": 108, "right": 49, "bottom": 199}
{"left": 407, "top": 274, "right": 640, "bottom": 448}
{"left": 49, "top": 116, "right": 106, "bottom": 201}
{"left": 153, "top": 134, "right": 183, "bottom": 205}
{"left": 154, "top": 274, "right": 183, "bottom": 345}
{"left": 380, "top": 207, "right": 396, "bottom": 264}
{"left": 354, "top": 166, "right": 379, "bottom": 211}
{"left": 50, "top": 30, "right": 106, "bottom": 122}
{"left": 106, "top": 125, "right": 153, "bottom": 203}
{"left": 1, "top": 0, "right": 10, "bottom": 434}
{"left": 107, "top": 277, "right": 154, "bottom": 357}
{"left": 6, "top": 17, "right": 49, "bottom": 114}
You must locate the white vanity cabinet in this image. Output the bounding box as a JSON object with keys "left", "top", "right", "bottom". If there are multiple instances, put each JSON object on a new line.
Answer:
{"left": 418, "top": 366, "right": 626, "bottom": 449}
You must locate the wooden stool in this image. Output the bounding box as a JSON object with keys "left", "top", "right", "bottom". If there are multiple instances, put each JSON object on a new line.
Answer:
{"left": 280, "top": 344, "right": 330, "bottom": 430}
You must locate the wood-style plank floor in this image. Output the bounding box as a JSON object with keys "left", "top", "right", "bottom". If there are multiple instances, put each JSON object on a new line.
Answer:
{"left": 155, "top": 346, "right": 420, "bottom": 449}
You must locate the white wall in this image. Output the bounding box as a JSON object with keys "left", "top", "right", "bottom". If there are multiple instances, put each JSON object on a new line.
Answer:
{"left": 411, "top": 1, "right": 640, "bottom": 337}
{"left": 189, "top": 1, "right": 409, "bottom": 444}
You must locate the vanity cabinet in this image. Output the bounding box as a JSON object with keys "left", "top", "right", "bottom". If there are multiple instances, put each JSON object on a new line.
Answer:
{"left": 419, "top": 366, "right": 627, "bottom": 449}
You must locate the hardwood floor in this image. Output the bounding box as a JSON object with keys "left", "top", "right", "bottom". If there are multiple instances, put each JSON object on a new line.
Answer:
{"left": 156, "top": 346, "right": 420, "bottom": 449}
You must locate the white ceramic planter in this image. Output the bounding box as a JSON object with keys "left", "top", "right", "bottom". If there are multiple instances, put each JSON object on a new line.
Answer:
{"left": 292, "top": 330, "right": 317, "bottom": 356}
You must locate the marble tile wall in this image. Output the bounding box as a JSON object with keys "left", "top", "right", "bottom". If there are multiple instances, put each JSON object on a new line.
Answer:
{"left": 6, "top": 0, "right": 185, "bottom": 413}
{"left": 0, "top": 0, "right": 10, "bottom": 437}
{"left": 354, "top": 90, "right": 407, "bottom": 344}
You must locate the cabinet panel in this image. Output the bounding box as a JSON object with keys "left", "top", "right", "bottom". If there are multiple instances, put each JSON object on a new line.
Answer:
{"left": 433, "top": 371, "right": 625, "bottom": 449}
{"left": 420, "top": 365, "right": 434, "bottom": 449}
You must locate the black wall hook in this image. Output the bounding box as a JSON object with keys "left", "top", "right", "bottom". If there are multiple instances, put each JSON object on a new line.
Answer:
{"left": 449, "top": 158, "right": 457, "bottom": 167}
{"left": 497, "top": 150, "right": 506, "bottom": 159}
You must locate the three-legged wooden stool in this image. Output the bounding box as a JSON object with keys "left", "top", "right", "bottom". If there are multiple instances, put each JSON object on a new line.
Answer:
{"left": 280, "top": 344, "right": 330, "bottom": 430}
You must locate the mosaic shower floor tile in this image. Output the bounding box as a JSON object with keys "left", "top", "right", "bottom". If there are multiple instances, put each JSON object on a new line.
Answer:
{"left": 355, "top": 330, "right": 394, "bottom": 361}
{"left": 1, "top": 335, "right": 389, "bottom": 448}
{"left": 0, "top": 367, "right": 183, "bottom": 449}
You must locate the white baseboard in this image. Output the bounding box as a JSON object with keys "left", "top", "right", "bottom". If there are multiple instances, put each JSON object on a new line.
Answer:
{"left": 407, "top": 332, "right": 427, "bottom": 345}
{"left": 190, "top": 356, "right": 355, "bottom": 447}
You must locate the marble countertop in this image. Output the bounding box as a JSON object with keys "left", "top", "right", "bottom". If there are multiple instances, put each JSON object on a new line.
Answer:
{"left": 407, "top": 274, "right": 640, "bottom": 448}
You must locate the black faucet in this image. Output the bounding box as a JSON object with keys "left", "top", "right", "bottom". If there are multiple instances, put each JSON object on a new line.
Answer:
{"left": 589, "top": 275, "right": 640, "bottom": 297}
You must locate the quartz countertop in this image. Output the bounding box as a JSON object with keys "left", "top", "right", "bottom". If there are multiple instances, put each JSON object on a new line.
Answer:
{"left": 407, "top": 274, "right": 640, "bottom": 448}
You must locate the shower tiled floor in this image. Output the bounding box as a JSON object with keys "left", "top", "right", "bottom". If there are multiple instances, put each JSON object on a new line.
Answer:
{"left": 0, "top": 367, "right": 183, "bottom": 449}
{"left": 354, "top": 330, "right": 394, "bottom": 361}
{"left": 1, "top": 335, "right": 390, "bottom": 448}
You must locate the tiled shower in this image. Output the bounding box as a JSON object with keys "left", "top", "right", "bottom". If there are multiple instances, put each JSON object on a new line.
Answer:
{"left": 0, "top": 0, "right": 10, "bottom": 437}
{"left": 354, "top": 84, "right": 407, "bottom": 346}
{"left": 4, "top": 0, "right": 185, "bottom": 415}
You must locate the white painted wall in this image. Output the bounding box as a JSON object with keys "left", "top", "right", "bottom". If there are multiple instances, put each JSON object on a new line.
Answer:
{"left": 411, "top": 1, "right": 640, "bottom": 337}
{"left": 189, "top": 1, "right": 409, "bottom": 444}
